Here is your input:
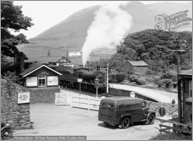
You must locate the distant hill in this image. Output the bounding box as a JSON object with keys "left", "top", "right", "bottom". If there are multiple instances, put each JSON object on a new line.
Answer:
{"left": 19, "top": 1, "right": 192, "bottom": 63}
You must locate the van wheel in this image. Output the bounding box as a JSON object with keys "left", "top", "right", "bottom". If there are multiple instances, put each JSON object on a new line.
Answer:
{"left": 121, "top": 117, "right": 130, "bottom": 129}
{"left": 146, "top": 114, "right": 155, "bottom": 125}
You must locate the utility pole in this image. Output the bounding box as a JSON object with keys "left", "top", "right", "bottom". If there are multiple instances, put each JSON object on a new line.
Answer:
{"left": 171, "top": 35, "right": 186, "bottom": 75}
{"left": 106, "top": 63, "right": 109, "bottom": 94}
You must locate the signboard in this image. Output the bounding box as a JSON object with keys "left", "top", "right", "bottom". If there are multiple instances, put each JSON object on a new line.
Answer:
{"left": 47, "top": 76, "right": 58, "bottom": 86}
{"left": 18, "top": 92, "right": 30, "bottom": 104}
{"left": 155, "top": 10, "right": 192, "bottom": 31}
{"left": 130, "top": 91, "right": 135, "bottom": 98}
{"left": 26, "top": 77, "right": 37, "bottom": 86}
{"left": 55, "top": 93, "right": 66, "bottom": 106}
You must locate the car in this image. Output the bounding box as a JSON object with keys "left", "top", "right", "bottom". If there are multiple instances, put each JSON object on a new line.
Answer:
{"left": 98, "top": 97, "right": 156, "bottom": 129}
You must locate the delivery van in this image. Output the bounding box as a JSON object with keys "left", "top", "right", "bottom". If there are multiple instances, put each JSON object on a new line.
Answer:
{"left": 98, "top": 97, "right": 156, "bottom": 129}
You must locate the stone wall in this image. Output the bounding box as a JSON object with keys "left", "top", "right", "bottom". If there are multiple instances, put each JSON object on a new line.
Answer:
{"left": 29, "top": 87, "right": 60, "bottom": 103}
{"left": 1, "top": 78, "right": 33, "bottom": 129}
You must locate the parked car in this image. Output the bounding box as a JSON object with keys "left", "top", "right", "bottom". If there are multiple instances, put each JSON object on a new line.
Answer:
{"left": 98, "top": 97, "right": 156, "bottom": 129}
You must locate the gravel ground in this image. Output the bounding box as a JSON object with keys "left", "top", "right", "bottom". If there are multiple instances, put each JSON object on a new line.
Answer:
{"left": 13, "top": 104, "right": 161, "bottom": 140}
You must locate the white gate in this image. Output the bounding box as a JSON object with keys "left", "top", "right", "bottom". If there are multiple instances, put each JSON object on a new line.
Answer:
{"left": 55, "top": 90, "right": 101, "bottom": 110}
{"left": 71, "top": 94, "right": 101, "bottom": 110}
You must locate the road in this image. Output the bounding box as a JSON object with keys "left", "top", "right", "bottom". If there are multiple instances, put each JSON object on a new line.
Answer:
{"left": 13, "top": 104, "right": 160, "bottom": 140}
{"left": 109, "top": 83, "right": 178, "bottom": 104}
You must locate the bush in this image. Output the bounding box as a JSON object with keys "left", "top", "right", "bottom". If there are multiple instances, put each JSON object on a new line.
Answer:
{"left": 145, "top": 77, "right": 155, "bottom": 83}
{"left": 127, "top": 70, "right": 134, "bottom": 76}
{"left": 137, "top": 78, "right": 146, "bottom": 85}
{"left": 152, "top": 76, "right": 161, "bottom": 85}
{"left": 158, "top": 79, "right": 173, "bottom": 89}
{"left": 129, "top": 75, "right": 139, "bottom": 82}
{"left": 116, "top": 73, "right": 126, "bottom": 83}
{"left": 161, "top": 71, "right": 177, "bottom": 82}
{"left": 146, "top": 69, "right": 154, "bottom": 75}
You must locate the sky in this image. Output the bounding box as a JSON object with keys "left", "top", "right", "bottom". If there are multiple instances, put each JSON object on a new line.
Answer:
{"left": 13, "top": 1, "right": 191, "bottom": 39}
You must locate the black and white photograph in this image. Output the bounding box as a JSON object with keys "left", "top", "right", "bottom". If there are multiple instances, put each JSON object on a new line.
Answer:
{"left": 1, "top": 1, "right": 192, "bottom": 140}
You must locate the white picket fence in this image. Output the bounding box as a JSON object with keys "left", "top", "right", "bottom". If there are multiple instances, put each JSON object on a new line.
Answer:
{"left": 55, "top": 90, "right": 101, "bottom": 111}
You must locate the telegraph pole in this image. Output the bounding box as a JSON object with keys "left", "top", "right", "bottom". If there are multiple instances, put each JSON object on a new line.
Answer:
{"left": 171, "top": 35, "right": 186, "bottom": 75}
{"left": 106, "top": 63, "right": 109, "bottom": 94}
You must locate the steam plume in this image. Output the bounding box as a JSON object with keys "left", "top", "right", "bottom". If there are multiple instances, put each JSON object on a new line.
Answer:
{"left": 82, "top": 1, "right": 132, "bottom": 66}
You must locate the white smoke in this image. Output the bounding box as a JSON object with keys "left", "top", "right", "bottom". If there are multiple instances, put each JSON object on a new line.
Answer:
{"left": 82, "top": 1, "right": 133, "bottom": 66}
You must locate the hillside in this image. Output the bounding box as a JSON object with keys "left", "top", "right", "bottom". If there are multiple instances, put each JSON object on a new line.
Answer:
{"left": 19, "top": 1, "right": 192, "bottom": 63}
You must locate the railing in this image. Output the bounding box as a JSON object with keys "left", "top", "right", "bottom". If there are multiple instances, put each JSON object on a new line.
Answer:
{"left": 147, "top": 101, "right": 178, "bottom": 117}
{"left": 158, "top": 118, "right": 192, "bottom": 135}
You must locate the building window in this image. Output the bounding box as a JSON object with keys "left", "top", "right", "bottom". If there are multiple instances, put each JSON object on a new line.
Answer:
{"left": 38, "top": 75, "right": 46, "bottom": 87}
{"left": 189, "top": 80, "right": 192, "bottom": 98}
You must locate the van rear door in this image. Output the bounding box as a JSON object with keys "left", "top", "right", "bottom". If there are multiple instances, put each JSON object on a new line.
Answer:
{"left": 98, "top": 99, "right": 116, "bottom": 122}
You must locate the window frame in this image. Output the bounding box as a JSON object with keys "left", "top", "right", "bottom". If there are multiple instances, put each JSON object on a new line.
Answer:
{"left": 38, "top": 75, "right": 46, "bottom": 87}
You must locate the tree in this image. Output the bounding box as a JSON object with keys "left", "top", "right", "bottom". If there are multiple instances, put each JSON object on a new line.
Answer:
{"left": 1, "top": 1, "right": 33, "bottom": 58}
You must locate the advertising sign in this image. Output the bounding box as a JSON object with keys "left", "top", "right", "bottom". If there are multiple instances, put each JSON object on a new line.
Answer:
{"left": 26, "top": 77, "right": 37, "bottom": 86}
{"left": 47, "top": 76, "right": 58, "bottom": 86}
{"left": 55, "top": 93, "right": 66, "bottom": 106}
{"left": 18, "top": 92, "right": 30, "bottom": 104}
{"left": 155, "top": 10, "right": 192, "bottom": 31}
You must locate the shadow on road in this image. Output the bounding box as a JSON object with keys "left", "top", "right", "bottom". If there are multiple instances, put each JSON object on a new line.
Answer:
{"left": 98, "top": 123, "right": 118, "bottom": 130}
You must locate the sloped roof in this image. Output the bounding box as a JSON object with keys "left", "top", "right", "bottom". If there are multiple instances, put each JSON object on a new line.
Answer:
{"left": 128, "top": 61, "right": 148, "bottom": 67}
{"left": 20, "top": 63, "right": 62, "bottom": 77}
{"left": 36, "top": 56, "right": 62, "bottom": 63}
{"left": 56, "top": 56, "right": 71, "bottom": 63}
{"left": 178, "top": 69, "right": 192, "bottom": 76}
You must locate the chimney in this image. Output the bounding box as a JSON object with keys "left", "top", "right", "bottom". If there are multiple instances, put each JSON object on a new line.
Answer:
{"left": 48, "top": 50, "right": 51, "bottom": 56}
{"left": 66, "top": 51, "right": 69, "bottom": 59}
{"left": 20, "top": 52, "right": 24, "bottom": 73}
{"left": 97, "top": 66, "right": 100, "bottom": 71}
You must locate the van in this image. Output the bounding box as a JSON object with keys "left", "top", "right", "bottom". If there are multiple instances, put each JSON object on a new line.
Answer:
{"left": 98, "top": 97, "right": 156, "bottom": 129}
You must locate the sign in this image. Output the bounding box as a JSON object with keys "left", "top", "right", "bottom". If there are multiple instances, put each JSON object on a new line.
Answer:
{"left": 26, "top": 77, "right": 37, "bottom": 86}
{"left": 130, "top": 91, "right": 135, "bottom": 98}
{"left": 55, "top": 93, "right": 66, "bottom": 106}
{"left": 155, "top": 10, "right": 192, "bottom": 31}
{"left": 18, "top": 92, "right": 30, "bottom": 104}
{"left": 77, "top": 78, "right": 82, "bottom": 82}
{"left": 47, "top": 76, "right": 58, "bottom": 86}
{"left": 159, "top": 106, "right": 166, "bottom": 117}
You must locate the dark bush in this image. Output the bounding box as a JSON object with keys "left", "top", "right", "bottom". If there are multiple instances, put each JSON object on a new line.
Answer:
{"left": 161, "top": 71, "right": 177, "bottom": 82}
{"left": 116, "top": 73, "right": 126, "bottom": 83}
{"left": 127, "top": 70, "right": 134, "bottom": 76}
{"left": 137, "top": 78, "right": 146, "bottom": 85}
{"left": 158, "top": 79, "right": 173, "bottom": 89}
{"left": 146, "top": 69, "right": 154, "bottom": 75}
{"left": 129, "top": 75, "right": 139, "bottom": 82}
{"left": 145, "top": 77, "right": 155, "bottom": 83}
{"left": 153, "top": 76, "right": 161, "bottom": 85}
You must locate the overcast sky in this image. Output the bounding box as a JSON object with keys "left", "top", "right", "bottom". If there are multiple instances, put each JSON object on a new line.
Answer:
{"left": 13, "top": 1, "right": 191, "bottom": 39}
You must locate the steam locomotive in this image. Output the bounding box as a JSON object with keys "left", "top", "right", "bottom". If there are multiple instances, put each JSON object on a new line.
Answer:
{"left": 56, "top": 66, "right": 107, "bottom": 94}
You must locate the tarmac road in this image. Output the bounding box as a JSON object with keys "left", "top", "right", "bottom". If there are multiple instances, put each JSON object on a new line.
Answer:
{"left": 13, "top": 104, "right": 160, "bottom": 140}
{"left": 110, "top": 83, "right": 178, "bottom": 103}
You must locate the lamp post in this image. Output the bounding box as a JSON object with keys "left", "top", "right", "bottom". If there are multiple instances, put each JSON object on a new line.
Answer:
{"left": 106, "top": 63, "right": 109, "bottom": 94}
{"left": 170, "top": 35, "right": 186, "bottom": 75}
{"left": 77, "top": 78, "right": 82, "bottom": 95}
{"left": 94, "top": 78, "right": 99, "bottom": 98}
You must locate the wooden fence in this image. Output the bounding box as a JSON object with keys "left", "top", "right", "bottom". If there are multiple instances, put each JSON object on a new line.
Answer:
{"left": 158, "top": 118, "right": 192, "bottom": 135}
{"left": 147, "top": 101, "right": 192, "bottom": 135}
{"left": 71, "top": 94, "right": 101, "bottom": 110}
{"left": 55, "top": 90, "right": 101, "bottom": 110}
